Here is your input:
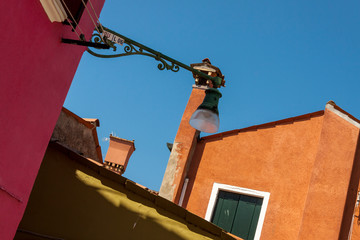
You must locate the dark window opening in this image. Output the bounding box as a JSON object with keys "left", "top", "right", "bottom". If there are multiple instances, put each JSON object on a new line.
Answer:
{"left": 62, "top": 0, "right": 88, "bottom": 28}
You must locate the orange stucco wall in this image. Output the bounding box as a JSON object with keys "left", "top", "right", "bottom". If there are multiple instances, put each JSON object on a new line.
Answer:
{"left": 297, "top": 109, "right": 360, "bottom": 239}
{"left": 182, "top": 108, "right": 360, "bottom": 239}
{"left": 350, "top": 186, "right": 360, "bottom": 239}
{"left": 159, "top": 87, "right": 205, "bottom": 202}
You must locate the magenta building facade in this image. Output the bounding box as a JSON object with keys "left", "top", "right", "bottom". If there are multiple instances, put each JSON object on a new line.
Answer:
{"left": 0, "top": 1, "right": 105, "bottom": 239}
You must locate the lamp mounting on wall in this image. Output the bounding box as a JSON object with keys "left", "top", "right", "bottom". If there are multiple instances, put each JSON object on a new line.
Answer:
{"left": 61, "top": 36, "right": 110, "bottom": 49}
{"left": 83, "top": 26, "right": 226, "bottom": 133}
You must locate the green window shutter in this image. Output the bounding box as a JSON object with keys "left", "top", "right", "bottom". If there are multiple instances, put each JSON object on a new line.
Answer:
{"left": 232, "top": 195, "right": 263, "bottom": 239}
{"left": 247, "top": 198, "right": 263, "bottom": 240}
{"left": 211, "top": 191, "right": 240, "bottom": 232}
{"left": 211, "top": 191, "right": 263, "bottom": 240}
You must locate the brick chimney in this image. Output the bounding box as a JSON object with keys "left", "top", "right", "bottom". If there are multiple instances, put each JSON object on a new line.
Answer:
{"left": 104, "top": 135, "right": 135, "bottom": 174}
{"left": 159, "top": 58, "right": 224, "bottom": 203}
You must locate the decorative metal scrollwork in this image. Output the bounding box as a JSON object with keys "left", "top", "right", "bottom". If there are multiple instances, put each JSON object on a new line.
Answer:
{"left": 90, "top": 33, "right": 117, "bottom": 51}
{"left": 86, "top": 26, "right": 224, "bottom": 87}
{"left": 87, "top": 29, "right": 180, "bottom": 72}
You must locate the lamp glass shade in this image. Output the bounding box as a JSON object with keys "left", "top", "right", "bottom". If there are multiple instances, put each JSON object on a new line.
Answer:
{"left": 189, "top": 109, "right": 219, "bottom": 133}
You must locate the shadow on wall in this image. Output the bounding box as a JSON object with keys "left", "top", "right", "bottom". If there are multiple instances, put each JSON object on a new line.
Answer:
{"left": 14, "top": 145, "right": 221, "bottom": 240}
{"left": 182, "top": 141, "right": 206, "bottom": 209}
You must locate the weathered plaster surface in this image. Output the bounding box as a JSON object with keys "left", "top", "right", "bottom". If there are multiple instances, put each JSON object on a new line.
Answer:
{"left": 52, "top": 110, "right": 100, "bottom": 162}
{"left": 159, "top": 87, "right": 205, "bottom": 203}
{"left": 159, "top": 142, "right": 181, "bottom": 201}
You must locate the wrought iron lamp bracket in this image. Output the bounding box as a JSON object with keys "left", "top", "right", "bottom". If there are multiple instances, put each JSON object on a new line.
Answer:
{"left": 87, "top": 26, "right": 224, "bottom": 88}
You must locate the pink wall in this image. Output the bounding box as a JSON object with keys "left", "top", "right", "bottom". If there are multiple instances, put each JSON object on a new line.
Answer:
{"left": 0, "top": 1, "right": 105, "bottom": 239}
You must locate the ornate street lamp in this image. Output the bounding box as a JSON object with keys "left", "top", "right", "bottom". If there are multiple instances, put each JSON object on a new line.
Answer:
{"left": 189, "top": 87, "right": 222, "bottom": 133}
{"left": 63, "top": 26, "right": 225, "bottom": 133}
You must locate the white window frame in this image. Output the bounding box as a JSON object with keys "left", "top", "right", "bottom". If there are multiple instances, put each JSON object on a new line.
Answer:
{"left": 205, "top": 183, "right": 270, "bottom": 240}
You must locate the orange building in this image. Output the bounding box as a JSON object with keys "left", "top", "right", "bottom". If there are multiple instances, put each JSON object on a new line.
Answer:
{"left": 160, "top": 62, "right": 360, "bottom": 240}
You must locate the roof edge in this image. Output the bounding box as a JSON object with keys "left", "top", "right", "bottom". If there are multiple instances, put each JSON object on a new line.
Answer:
{"left": 109, "top": 135, "right": 136, "bottom": 150}
{"left": 202, "top": 110, "right": 325, "bottom": 141}
{"left": 61, "top": 107, "right": 103, "bottom": 163}
{"left": 326, "top": 101, "right": 360, "bottom": 129}
{"left": 62, "top": 107, "right": 94, "bottom": 130}
{"left": 48, "top": 141, "right": 236, "bottom": 240}
{"left": 83, "top": 118, "right": 100, "bottom": 127}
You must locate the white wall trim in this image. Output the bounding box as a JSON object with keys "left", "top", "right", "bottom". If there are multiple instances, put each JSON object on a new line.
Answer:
{"left": 40, "top": 0, "right": 68, "bottom": 23}
{"left": 205, "top": 183, "right": 270, "bottom": 240}
{"left": 178, "top": 178, "right": 189, "bottom": 207}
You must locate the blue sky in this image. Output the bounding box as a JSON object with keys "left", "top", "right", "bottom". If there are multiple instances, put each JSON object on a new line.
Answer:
{"left": 65, "top": 0, "right": 360, "bottom": 191}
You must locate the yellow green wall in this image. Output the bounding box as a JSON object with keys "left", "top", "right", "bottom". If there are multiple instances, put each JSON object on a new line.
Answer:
{"left": 15, "top": 145, "right": 231, "bottom": 240}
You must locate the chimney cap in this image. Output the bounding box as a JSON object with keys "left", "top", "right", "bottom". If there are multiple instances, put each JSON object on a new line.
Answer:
{"left": 109, "top": 134, "right": 135, "bottom": 150}
{"left": 190, "top": 58, "right": 224, "bottom": 87}
{"left": 190, "top": 58, "right": 223, "bottom": 78}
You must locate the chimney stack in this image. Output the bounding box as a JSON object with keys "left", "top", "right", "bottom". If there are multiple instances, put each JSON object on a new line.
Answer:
{"left": 104, "top": 135, "right": 135, "bottom": 174}
{"left": 159, "top": 58, "right": 224, "bottom": 203}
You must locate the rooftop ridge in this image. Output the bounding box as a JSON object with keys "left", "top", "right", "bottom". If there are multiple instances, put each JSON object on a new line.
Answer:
{"left": 326, "top": 101, "right": 360, "bottom": 129}
{"left": 201, "top": 110, "right": 325, "bottom": 141}
{"left": 62, "top": 107, "right": 95, "bottom": 130}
